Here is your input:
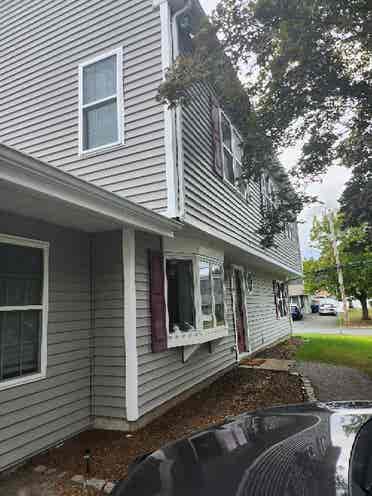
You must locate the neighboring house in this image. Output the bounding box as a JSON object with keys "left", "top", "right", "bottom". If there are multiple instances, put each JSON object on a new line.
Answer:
{"left": 289, "top": 280, "right": 311, "bottom": 314}
{"left": 0, "top": 0, "right": 302, "bottom": 471}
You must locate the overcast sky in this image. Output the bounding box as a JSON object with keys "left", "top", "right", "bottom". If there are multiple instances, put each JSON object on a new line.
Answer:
{"left": 199, "top": 0, "right": 351, "bottom": 260}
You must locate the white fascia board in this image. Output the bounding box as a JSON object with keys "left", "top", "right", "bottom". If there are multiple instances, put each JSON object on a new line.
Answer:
{"left": 0, "top": 144, "right": 181, "bottom": 238}
{"left": 187, "top": 219, "right": 303, "bottom": 278}
{"left": 122, "top": 227, "right": 139, "bottom": 421}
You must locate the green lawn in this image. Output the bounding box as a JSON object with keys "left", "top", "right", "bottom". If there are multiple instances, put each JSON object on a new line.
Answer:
{"left": 338, "top": 308, "right": 372, "bottom": 327}
{"left": 296, "top": 334, "right": 372, "bottom": 377}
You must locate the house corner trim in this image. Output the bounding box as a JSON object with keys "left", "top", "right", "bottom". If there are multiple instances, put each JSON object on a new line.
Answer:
{"left": 123, "top": 227, "right": 139, "bottom": 421}
{"left": 159, "top": 0, "right": 179, "bottom": 218}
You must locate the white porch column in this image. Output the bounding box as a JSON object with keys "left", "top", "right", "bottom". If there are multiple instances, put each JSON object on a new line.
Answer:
{"left": 122, "top": 227, "right": 139, "bottom": 421}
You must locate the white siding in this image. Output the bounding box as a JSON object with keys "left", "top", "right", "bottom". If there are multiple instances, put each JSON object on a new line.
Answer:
{"left": 0, "top": 212, "right": 91, "bottom": 471}
{"left": 0, "top": 0, "right": 168, "bottom": 213}
{"left": 135, "top": 231, "right": 236, "bottom": 418}
{"left": 181, "top": 83, "right": 302, "bottom": 274}
{"left": 246, "top": 271, "right": 291, "bottom": 353}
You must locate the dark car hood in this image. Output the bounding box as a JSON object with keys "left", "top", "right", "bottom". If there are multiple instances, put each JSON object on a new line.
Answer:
{"left": 112, "top": 401, "right": 372, "bottom": 496}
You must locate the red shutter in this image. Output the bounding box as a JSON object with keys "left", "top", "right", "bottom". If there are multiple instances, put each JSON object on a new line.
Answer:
{"left": 149, "top": 251, "right": 167, "bottom": 353}
{"left": 211, "top": 97, "right": 224, "bottom": 178}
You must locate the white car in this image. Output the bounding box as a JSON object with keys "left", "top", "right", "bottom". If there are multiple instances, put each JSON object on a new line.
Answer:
{"left": 319, "top": 299, "right": 338, "bottom": 316}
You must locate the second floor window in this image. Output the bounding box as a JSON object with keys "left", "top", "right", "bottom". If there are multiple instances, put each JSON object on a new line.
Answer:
{"left": 79, "top": 49, "right": 124, "bottom": 153}
{"left": 211, "top": 101, "right": 249, "bottom": 199}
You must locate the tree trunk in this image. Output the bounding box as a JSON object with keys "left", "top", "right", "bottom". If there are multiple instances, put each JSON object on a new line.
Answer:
{"left": 359, "top": 295, "right": 370, "bottom": 321}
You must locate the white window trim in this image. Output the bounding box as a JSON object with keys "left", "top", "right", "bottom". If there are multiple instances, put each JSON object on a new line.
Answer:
{"left": 220, "top": 110, "right": 249, "bottom": 200}
{"left": 78, "top": 47, "right": 124, "bottom": 155}
{"left": 0, "top": 233, "right": 49, "bottom": 391}
{"left": 164, "top": 254, "right": 228, "bottom": 348}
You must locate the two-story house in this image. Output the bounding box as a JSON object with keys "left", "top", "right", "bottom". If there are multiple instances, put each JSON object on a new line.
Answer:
{"left": 0, "top": 0, "right": 302, "bottom": 471}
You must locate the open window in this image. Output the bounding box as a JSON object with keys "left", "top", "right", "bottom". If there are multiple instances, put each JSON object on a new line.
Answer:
{"left": 166, "top": 259, "right": 195, "bottom": 333}
{"left": 0, "top": 234, "right": 49, "bottom": 391}
{"left": 164, "top": 256, "right": 228, "bottom": 348}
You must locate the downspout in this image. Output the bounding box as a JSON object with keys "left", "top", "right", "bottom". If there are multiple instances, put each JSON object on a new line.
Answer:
{"left": 88, "top": 235, "right": 95, "bottom": 425}
{"left": 170, "top": 0, "right": 193, "bottom": 220}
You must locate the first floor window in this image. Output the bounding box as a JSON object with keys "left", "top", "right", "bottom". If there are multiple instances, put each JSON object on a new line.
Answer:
{"left": 212, "top": 264, "right": 225, "bottom": 326}
{"left": 79, "top": 49, "right": 123, "bottom": 153}
{"left": 273, "top": 280, "right": 288, "bottom": 318}
{"left": 166, "top": 259, "right": 195, "bottom": 332}
{"left": 0, "top": 236, "right": 48, "bottom": 386}
{"left": 165, "top": 257, "right": 226, "bottom": 333}
{"left": 200, "top": 262, "right": 213, "bottom": 329}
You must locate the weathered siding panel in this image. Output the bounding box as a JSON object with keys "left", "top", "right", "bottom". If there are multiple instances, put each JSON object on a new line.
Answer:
{"left": 92, "top": 231, "right": 126, "bottom": 420}
{"left": 182, "top": 83, "right": 302, "bottom": 273}
{"left": 0, "top": 0, "right": 167, "bottom": 213}
{"left": 135, "top": 232, "right": 236, "bottom": 418}
{"left": 246, "top": 271, "right": 291, "bottom": 353}
{"left": 0, "top": 211, "right": 91, "bottom": 471}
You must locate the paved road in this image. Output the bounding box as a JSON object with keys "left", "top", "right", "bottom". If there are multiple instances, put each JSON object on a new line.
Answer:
{"left": 293, "top": 313, "right": 372, "bottom": 336}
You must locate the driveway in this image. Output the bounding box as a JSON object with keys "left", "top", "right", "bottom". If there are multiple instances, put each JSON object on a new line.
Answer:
{"left": 293, "top": 313, "right": 372, "bottom": 336}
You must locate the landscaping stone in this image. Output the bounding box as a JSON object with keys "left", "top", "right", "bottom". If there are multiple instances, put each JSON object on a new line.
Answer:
{"left": 240, "top": 358, "right": 295, "bottom": 372}
{"left": 33, "top": 465, "right": 47, "bottom": 473}
{"left": 87, "top": 478, "right": 106, "bottom": 490}
{"left": 71, "top": 474, "right": 85, "bottom": 484}
{"left": 45, "top": 468, "right": 57, "bottom": 476}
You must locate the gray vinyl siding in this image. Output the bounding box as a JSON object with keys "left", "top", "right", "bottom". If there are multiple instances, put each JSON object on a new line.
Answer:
{"left": 0, "top": 211, "right": 91, "bottom": 471}
{"left": 135, "top": 231, "right": 236, "bottom": 418}
{"left": 92, "top": 231, "right": 126, "bottom": 420}
{"left": 246, "top": 271, "right": 291, "bottom": 354}
{"left": 182, "top": 83, "right": 302, "bottom": 274}
{"left": 0, "top": 0, "right": 168, "bottom": 213}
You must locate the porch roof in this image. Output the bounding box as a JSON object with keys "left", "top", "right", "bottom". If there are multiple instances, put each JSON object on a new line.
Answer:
{"left": 0, "top": 144, "right": 181, "bottom": 237}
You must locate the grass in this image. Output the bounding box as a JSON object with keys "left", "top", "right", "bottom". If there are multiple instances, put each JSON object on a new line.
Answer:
{"left": 296, "top": 334, "right": 372, "bottom": 377}
{"left": 337, "top": 308, "right": 372, "bottom": 327}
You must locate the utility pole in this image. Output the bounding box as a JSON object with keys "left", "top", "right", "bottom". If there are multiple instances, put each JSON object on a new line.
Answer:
{"left": 327, "top": 210, "right": 349, "bottom": 326}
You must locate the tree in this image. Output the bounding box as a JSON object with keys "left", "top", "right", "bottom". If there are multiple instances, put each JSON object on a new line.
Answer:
{"left": 306, "top": 213, "right": 372, "bottom": 320}
{"left": 159, "top": 0, "right": 372, "bottom": 242}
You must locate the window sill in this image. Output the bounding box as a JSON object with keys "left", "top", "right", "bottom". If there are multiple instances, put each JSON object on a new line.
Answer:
{"left": 167, "top": 326, "right": 228, "bottom": 348}
{"left": 79, "top": 141, "right": 125, "bottom": 159}
{"left": 0, "top": 371, "right": 46, "bottom": 392}
{"left": 221, "top": 177, "right": 249, "bottom": 203}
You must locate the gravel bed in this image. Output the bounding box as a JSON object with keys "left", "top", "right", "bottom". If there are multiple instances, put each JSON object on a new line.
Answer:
{"left": 296, "top": 361, "right": 372, "bottom": 401}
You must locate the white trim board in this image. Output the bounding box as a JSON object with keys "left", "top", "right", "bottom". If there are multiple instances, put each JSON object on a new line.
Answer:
{"left": 122, "top": 227, "right": 139, "bottom": 421}
{"left": 158, "top": 0, "right": 179, "bottom": 218}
